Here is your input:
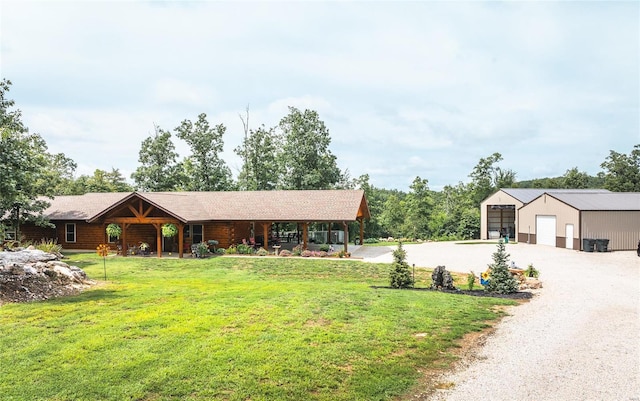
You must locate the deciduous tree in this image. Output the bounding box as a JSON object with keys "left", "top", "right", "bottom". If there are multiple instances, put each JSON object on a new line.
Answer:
{"left": 131, "top": 124, "right": 182, "bottom": 191}
{"left": 600, "top": 145, "right": 640, "bottom": 192}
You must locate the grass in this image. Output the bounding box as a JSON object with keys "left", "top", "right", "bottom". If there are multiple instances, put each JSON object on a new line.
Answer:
{"left": 0, "top": 253, "right": 516, "bottom": 401}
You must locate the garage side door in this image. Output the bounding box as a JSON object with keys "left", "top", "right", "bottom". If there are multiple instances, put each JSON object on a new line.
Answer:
{"left": 536, "top": 215, "right": 556, "bottom": 246}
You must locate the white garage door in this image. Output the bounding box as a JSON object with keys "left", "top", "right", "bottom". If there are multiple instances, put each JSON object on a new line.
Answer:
{"left": 536, "top": 215, "right": 557, "bottom": 246}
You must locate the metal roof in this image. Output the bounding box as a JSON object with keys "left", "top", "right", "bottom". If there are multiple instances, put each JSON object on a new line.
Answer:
{"left": 500, "top": 188, "right": 611, "bottom": 204}
{"left": 546, "top": 192, "right": 640, "bottom": 211}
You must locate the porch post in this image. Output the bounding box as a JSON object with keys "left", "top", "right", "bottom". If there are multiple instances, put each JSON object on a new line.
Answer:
{"left": 343, "top": 222, "right": 349, "bottom": 254}
{"left": 327, "top": 222, "right": 332, "bottom": 245}
{"left": 359, "top": 218, "right": 364, "bottom": 245}
{"left": 178, "top": 223, "right": 184, "bottom": 258}
{"left": 121, "top": 223, "right": 128, "bottom": 257}
{"left": 155, "top": 224, "right": 162, "bottom": 258}
{"left": 262, "top": 222, "right": 270, "bottom": 249}
{"left": 302, "top": 222, "right": 308, "bottom": 250}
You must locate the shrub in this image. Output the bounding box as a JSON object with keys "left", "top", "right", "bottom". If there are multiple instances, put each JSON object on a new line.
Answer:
{"left": 195, "top": 242, "right": 209, "bottom": 257}
{"left": 467, "top": 271, "right": 476, "bottom": 291}
{"left": 279, "top": 249, "right": 292, "bottom": 257}
{"left": 523, "top": 263, "right": 540, "bottom": 278}
{"left": 256, "top": 247, "right": 268, "bottom": 256}
{"left": 319, "top": 244, "right": 330, "bottom": 252}
{"left": 215, "top": 248, "right": 225, "bottom": 255}
{"left": 485, "top": 241, "right": 519, "bottom": 294}
{"left": 292, "top": 245, "right": 303, "bottom": 256}
{"left": 237, "top": 244, "right": 254, "bottom": 255}
{"left": 225, "top": 246, "right": 238, "bottom": 254}
{"left": 363, "top": 238, "right": 379, "bottom": 244}
{"left": 389, "top": 242, "right": 414, "bottom": 289}
{"left": 35, "top": 238, "right": 63, "bottom": 254}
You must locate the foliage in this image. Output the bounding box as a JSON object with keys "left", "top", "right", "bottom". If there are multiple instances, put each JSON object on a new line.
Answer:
{"left": 256, "top": 247, "right": 268, "bottom": 256}
{"left": 161, "top": 223, "right": 178, "bottom": 238}
{"left": 195, "top": 242, "right": 209, "bottom": 257}
{"left": 523, "top": 263, "right": 540, "bottom": 278}
{"left": 106, "top": 224, "right": 122, "bottom": 239}
{"left": 467, "top": 271, "right": 476, "bottom": 291}
{"left": 484, "top": 241, "right": 519, "bottom": 294}
{"left": 0, "top": 79, "right": 55, "bottom": 237}
{"left": 235, "top": 124, "right": 280, "bottom": 191}
{"left": 319, "top": 243, "right": 331, "bottom": 252}
{"left": 175, "top": 113, "right": 233, "bottom": 191}
{"left": 225, "top": 246, "right": 238, "bottom": 254}
{"left": 402, "top": 177, "right": 434, "bottom": 239}
{"left": 363, "top": 238, "right": 379, "bottom": 244}
{"left": 600, "top": 144, "right": 640, "bottom": 192}
{"left": 277, "top": 107, "right": 342, "bottom": 189}
{"left": 33, "top": 238, "right": 63, "bottom": 254}
{"left": 237, "top": 243, "right": 254, "bottom": 255}
{"left": 292, "top": 244, "right": 303, "bottom": 256}
{"left": 389, "top": 242, "right": 414, "bottom": 289}
{"left": 131, "top": 124, "right": 182, "bottom": 191}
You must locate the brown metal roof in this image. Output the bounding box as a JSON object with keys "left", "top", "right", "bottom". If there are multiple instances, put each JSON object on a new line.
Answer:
{"left": 45, "top": 190, "right": 370, "bottom": 223}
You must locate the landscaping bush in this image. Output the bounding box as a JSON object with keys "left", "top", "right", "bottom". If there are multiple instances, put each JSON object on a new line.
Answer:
{"left": 389, "top": 242, "right": 414, "bottom": 289}
{"left": 35, "top": 238, "right": 63, "bottom": 254}
{"left": 256, "top": 247, "right": 268, "bottom": 256}
{"left": 485, "top": 241, "right": 519, "bottom": 294}
{"left": 319, "top": 244, "right": 330, "bottom": 252}
{"left": 225, "top": 246, "right": 238, "bottom": 254}
{"left": 363, "top": 238, "right": 379, "bottom": 244}
{"left": 292, "top": 245, "right": 303, "bottom": 256}
{"left": 237, "top": 244, "right": 254, "bottom": 255}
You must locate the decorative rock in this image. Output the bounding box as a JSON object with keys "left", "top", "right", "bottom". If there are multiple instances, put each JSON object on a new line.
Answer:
{"left": 431, "top": 265, "right": 457, "bottom": 290}
{"left": 0, "top": 249, "right": 57, "bottom": 266}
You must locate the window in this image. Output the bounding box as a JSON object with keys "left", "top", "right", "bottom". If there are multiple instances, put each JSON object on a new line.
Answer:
{"left": 4, "top": 226, "right": 16, "bottom": 241}
{"left": 65, "top": 223, "right": 76, "bottom": 243}
{"left": 108, "top": 234, "right": 118, "bottom": 243}
{"left": 192, "top": 224, "right": 203, "bottom": 244}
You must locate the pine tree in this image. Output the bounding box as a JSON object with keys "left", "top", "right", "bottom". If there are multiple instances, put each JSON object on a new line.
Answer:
{"left": 485, "top": 240, "right": 519, "bottom": 294}
{"left": 389, "top": 242, "right": 414, "bottom": 289}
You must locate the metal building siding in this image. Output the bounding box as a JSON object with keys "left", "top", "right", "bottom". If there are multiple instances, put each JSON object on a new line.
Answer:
{"left": 518, "top": 194, "right": 580, "bottom": 245}
{"left": 480, "top": 191, "right": 524, "bottom": 240}
{"left": 581, "top": 211, "right": 640, "bottom": 251}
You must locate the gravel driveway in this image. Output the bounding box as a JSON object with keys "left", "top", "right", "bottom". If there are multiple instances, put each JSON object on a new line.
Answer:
{"left": 351, "top": 242, "right": 640, "bottom": 400}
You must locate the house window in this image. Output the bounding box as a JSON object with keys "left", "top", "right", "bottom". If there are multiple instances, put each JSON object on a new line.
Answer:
{"left": 4, "top": 226, "right": 16, "bottom": 241}
{"left": 192, "top": 224, "right": 203, "bottom": 244}
{"left": 65, "top": 223, "right": 76, "bottom": 243}
{"left": 108, "top": 234, "right": 118, "bottom": 243}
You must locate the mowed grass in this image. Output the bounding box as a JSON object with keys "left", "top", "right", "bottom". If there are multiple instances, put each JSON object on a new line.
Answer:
{"left": 0, "top": 254, "right": 515, "bottom": 401}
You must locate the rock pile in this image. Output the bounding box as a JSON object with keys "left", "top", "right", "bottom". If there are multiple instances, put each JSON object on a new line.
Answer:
{"left": 0, "top": 247, "right": 94, "bottom": 304}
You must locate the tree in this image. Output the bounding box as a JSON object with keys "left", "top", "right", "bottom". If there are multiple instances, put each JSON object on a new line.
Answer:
{"left": 131, "top": 124, "right": 183, "bottom": 192}
{"left": 277, "top": 107, "right": 341, "bottom": 190}
{"left": 379, "top": 194, "right": 406, "bottom": 238}
{"left": 485, "top": 240, "right": 519, "bottom": 294}
{"left": 389, "top": 242, "right": 414, "bottom": 289}
{"left": 468, "top": 153, "right": 517, "bottom": 206}
{"left": 72, "top": 169, "right": 134, "bottom": 193}
{"left": 234, "top": 125, "right": 279, "bottom": 191}
{"left": 402, "top": 176, "right": 433, "bottom": 239}
{"left": 0, "top": 79, "right": 53, "bottom": 238}
{"left": 175, "top": 113, "right": 233, "bottom": 191}
{"left": 600, "top": 145, "right": 640, "bottom": 192}
{"left": 561, "top": 167, "right": 590, "bottom": 189}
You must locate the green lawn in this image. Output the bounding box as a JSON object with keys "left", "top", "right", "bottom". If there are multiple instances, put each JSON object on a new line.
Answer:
{"left": 0, "top": 254, "right": 515, "bottom": 401}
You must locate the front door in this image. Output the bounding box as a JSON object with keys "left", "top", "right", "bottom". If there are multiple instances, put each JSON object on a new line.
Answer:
{"left": 565, "top": 224, "right": 574, "bottom": 249}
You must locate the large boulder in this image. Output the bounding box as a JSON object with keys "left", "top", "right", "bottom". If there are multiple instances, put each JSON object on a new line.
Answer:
{"left": 0, "top": 249, "right": 94, "bottom": 304}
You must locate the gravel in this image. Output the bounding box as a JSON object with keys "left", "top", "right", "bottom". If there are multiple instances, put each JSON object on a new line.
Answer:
{"left": 351, "top": 242, "right": 640, "bottom": 401}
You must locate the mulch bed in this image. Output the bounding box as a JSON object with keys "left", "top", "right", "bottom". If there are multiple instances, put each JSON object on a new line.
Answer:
{"left": 370, "top": 286, "right": 534, "bottom": 300}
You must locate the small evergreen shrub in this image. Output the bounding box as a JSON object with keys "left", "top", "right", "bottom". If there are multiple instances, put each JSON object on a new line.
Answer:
{"left": 485, "top": 241, "right": 519, "bottom": 294}
{"left": 363, "top": 238, "right": 379, "bottom": 244}
{"left": 523, "top": 263, "right": 540, "bottom": 278}
{"left": 225, "top": 246, "right": 238, "bottom": 254}
{"left": 389, "top": 242, "right": 414, "bottom": 289}
{"left": 215, "top": 248, "right": 225, "bottom": 255}
{"left": 237, "top": 244, "right": 254, "bottom": 255}
{"left": 319, "top": 244, "right": 330, "bottom": 252}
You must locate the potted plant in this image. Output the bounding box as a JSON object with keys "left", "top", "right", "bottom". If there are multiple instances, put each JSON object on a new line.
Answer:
{"left": 162, "top": 223, "right": 178, "bottom": 238}
{"left": 106, "top": 223, "right": 122, "bottom": 239}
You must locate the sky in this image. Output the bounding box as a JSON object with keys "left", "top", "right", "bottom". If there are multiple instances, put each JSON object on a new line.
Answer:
{"left": 1, "top": 1, "right": 638, "bottom": 191}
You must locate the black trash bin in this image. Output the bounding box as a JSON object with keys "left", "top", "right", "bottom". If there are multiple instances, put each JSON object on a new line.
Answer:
{"left": 595, "top": 239, "right": 609, "bottom": 252}
{"left": 583, "top": 238, "right": 595, "bottom": 252}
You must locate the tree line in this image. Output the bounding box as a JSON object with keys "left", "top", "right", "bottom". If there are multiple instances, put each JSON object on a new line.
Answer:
{"left": 2, "top": 78, "right": 639, "bottom": 241}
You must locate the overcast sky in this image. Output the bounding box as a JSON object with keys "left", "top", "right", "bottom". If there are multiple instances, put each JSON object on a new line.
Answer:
{"left": 1, "top": 1, "right": 638, "bottom": 191}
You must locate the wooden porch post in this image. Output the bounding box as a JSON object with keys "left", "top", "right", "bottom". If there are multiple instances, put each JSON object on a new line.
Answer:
{"left": 262, "top": 222, "right": 270, "bottom": 249}
{"left": 343, "top": 222, "right": 349, "bottom": 254}
{"left": 302, "top": 222, "right": 308, "bottom": 250}
{"left": 121, "top": 223, "right": 128, "bottom": 257}
{"left": 154, "top": 223, "right": 162, "bottom": 258}
{"left": 178, "top": 223, "right": 184, "bottom": 258}
{"left": 327, "top": 222, "right": 332, "bottom": 245}
{"left": 359, "top": 218, "right": 364, "bottom": 245}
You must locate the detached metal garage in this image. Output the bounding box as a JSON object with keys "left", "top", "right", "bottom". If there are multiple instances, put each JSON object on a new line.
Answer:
{"left": 518, "top": 192, "right": 640, "bottom": 251}
{"left": 480, "top": 189, "right": 610, "bottom": 242}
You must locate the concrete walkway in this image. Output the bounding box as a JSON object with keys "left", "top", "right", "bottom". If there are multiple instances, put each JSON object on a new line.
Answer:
{"left": 351, "top": 241, "right": 640, "bottom": 400}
